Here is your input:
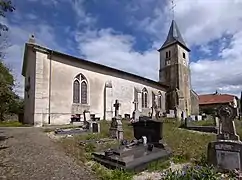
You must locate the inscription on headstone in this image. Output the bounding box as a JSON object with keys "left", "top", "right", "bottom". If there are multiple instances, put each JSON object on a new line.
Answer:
{"left": 207, "top": 105, "right": 242, "bottom": 172}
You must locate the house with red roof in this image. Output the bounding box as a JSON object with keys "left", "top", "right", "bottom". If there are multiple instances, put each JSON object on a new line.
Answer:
{"left": 198, "top": 91, "right": 239, "bottom": 115}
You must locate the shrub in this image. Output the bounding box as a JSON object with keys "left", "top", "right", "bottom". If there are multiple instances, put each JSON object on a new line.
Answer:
{"left": 162, "top": 165, "right": 219, "bottom": 180}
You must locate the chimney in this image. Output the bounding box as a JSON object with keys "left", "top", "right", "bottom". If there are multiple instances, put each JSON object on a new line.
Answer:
{"left": 28, "top": 34, "right": 35, "bottom": 44}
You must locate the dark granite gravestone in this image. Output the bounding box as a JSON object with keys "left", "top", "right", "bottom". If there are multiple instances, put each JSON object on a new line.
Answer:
{"left": 92, "top": 123, "right": 99, "bottom": 133}
{"left": 132, "top": 116, "right": 162, "bottom": 144}
{"left": 84, "top": 111, "right": 100, "bottom": 133}
{"left": 207, "top": 105, "right": 242, "bottom": 172}
{"left": 92, "top": 116, "right": 171, "bottom": 171}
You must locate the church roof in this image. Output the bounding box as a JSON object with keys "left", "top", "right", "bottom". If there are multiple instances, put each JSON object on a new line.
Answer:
{"left": 158, "top": 20, "right": 190, "bottom": 52}
{"left": 22, "top": 43, "right": 169, "bottom": 90}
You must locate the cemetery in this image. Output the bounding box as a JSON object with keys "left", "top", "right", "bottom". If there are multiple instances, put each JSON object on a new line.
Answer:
{"left": 44, "top": 101, "right": 242, "bottom": 179}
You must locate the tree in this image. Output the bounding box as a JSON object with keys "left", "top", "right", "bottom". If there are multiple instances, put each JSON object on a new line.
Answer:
{"left": 0, "top": 60, "right": 15, "bottom": 121}
{"left": 0, "top": 0, "right": 15, "bottom": 36}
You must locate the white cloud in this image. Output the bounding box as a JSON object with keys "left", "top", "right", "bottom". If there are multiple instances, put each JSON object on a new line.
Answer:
{"left": 69, "top": 0, "right": 96, "bottom": 27}
{"left": 3, "top": 19, "right": 61, "bottom": 98}
{"left": 127, "top": 0, "right": 242, "bottom": 97}
{"left": 75, "top": 28, "right": 160, "bottom": 80}
{"left": 6, "top": 0, "right": 242, "bottom": 99}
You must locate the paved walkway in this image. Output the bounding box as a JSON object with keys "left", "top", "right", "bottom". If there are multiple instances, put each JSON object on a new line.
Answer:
{"left": 0, "top": 127, "right": 97, "bottom": 180}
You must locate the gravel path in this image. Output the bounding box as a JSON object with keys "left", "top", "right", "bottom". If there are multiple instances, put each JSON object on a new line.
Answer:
{"left": 0, "top": 127, "right": 97, "bottom": 180}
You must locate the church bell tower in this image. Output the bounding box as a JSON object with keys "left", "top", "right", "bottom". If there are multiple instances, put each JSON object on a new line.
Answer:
{"left": 158, "top": 20, "right": 192, "bottom": 117}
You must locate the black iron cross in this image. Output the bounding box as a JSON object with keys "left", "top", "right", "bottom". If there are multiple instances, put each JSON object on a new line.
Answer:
{"left": 113, "top": 100, "right": 120, "bottom": 117}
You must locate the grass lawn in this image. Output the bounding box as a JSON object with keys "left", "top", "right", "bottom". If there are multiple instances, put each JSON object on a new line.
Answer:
{"left": 53, "top": 119, "right": 220, "bottom": 179}
{"left": 0, "top": 121, "right": 27, "bottom": 127}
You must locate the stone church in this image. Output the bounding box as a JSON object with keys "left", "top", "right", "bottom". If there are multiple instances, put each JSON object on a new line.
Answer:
{"left": 22, "top": 20, "right": 199, "bottom": 126}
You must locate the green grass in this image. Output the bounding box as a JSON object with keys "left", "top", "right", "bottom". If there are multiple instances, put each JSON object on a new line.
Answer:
{"left": 56, "top": 119, "right": 219, "bottom": 179}
{"left": 0, "top": 121, "right": 26, "bottom": 127}
{"left": 189, "top": 119, "right": 215, "bottom": 126}
{"left": 163, "top": 121, "right": 215, "bottom": 163}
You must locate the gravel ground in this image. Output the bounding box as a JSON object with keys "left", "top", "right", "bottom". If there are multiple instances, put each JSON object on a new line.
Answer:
{"left": 0, "top": 127, "right": 97, "bottom": 180}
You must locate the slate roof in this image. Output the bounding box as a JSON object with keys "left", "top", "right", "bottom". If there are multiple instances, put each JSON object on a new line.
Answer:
{"left": 22, "top": 43, "right": 169, "bottom": 90}
{"left": 198, "top": 94, "right": 236, "bottom": 105}
{"left": 158, "top": 20, "right": 190, "bottom": 52}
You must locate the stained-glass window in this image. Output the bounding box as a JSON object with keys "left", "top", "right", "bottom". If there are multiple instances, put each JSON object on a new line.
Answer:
{"left": 73, "top": 80, "right": 80, "bottom": 103}
{"left": 81, "top": 81, "right": 87, "bottom": 104}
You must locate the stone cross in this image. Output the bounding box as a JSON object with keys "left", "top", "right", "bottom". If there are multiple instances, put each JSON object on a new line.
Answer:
{"left": 217, "top": 105, "right": 239, "bottom": 141}
{"left": 113, "top": 100, "right": 120, "bottom": 117}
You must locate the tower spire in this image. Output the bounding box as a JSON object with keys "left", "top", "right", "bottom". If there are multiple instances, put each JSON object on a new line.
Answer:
{"left": 170, "top": 0, "right": 176, "bottom": 20}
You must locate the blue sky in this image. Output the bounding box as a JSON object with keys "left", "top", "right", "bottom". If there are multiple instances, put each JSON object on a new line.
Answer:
{"left": 2, "top": 0, "right": 242, "bottom": 97}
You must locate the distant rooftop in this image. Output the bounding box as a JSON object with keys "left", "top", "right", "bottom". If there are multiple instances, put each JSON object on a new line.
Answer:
{"left": 198, "top": 93, "right": 237, "bottom": 105}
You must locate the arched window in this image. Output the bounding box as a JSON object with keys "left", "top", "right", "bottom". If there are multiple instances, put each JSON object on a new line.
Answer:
{"left": 73, "top": 80, "right": 80, "bottom": 103}
{"left": 81, "top": 81, "right": 87, "bottom": 104}
{"left": 158, "top": 91, "right": 162, "bottom": 109}
{"left": 73, "top": 73, "right": 88, "bottom": 104}
{"left": 142, "top": 88, "right": 148, "bottom": 108}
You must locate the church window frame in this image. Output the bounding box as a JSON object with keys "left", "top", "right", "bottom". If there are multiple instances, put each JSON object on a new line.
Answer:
{"left": 72, "top": 73, "right": 89, "bottom": 104}
{"left": 165, "top": 50, "right": 171, "bottom": 59}
{"left": 142, "top": 88, "right": 148, "bottom": 108}
{"left": 158, "top": 91, "right": 162, "bottom": 109}
{"left": 183, "top": 52, "right": 186, "bottom": 59}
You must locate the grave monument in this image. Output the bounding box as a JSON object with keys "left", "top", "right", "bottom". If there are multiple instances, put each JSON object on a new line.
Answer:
{"left": 109, "top": 100, "right": 124, "bottom": 141}
{"left": 92, "top": 116, "right": 171, "bottom": 171}
{"left": 132, "top": 100, "right": 140, "bottom": 122}
{"left": 84, "top": 111, "right": 100, "bottom": 133}
{"left": 54, "top": 111, "right": 100, "bottom": 135}
{"left": 207, "top": 105, "right": 242, "bottom": 172}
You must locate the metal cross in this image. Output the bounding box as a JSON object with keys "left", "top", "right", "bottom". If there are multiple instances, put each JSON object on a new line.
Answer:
{"left": 113, "top": 100, "right": 120, "bottom": 117}
{"left": 170, "top": 0, "right": 176, "bottom": 20}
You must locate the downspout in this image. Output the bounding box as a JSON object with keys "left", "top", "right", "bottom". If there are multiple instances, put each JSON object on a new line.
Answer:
{"left": 48, "top": 51, "right": 53, "bottom": 124}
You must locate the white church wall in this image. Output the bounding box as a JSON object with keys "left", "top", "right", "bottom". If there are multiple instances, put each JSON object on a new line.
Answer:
{"left": 34, "top": 51, "right": 50, "bottom": 126}
{"left": 23, "top": 48, "right": 36, "bottom": 125}
{"left": 31, "top": 48, "right": 167, "bottom": 125}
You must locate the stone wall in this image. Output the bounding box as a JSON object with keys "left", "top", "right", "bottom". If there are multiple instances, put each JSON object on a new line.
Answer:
{"left": 190, "top": 90, "right": 199, "bottom": 115}
{"left": 24, "top": 45, "right": 167, "bottom": 126}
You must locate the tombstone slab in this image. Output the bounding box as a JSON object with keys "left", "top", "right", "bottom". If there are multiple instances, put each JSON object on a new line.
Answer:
{"left": 54, "top": 128, "right": 87, "bottom": 135}
{"left": 207, "top": 105, "right": 242, "bottom": 172}
{"left": 92, "top": 116, "right": 171, "bottom": 171}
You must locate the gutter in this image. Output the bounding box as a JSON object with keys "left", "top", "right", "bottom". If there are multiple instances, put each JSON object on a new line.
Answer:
{"left": 48, "top": 50, "right": 53, "bottom": 124}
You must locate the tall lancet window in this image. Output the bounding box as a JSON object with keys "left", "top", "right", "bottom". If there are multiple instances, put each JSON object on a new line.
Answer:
{"left": 73, "top": 80, "right": 80, "bottom": 103}
{"left": 81, "top": 81, "right": 87, "bottom": 104}
{"left": 142, "top": 88, "right": 148, "bottom": 108}
{"left": 73, "top": 73, "right": 88, "bottom": 104}
{"left": 158, "top": 91, "right": 162, "bottom": 109}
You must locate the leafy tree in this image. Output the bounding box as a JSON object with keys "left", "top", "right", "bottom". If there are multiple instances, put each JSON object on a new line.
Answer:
{"left": 0, "top": 0, "right": 15, "bottom": 36}
{"left": 0, "top": 60, "right": 15, "bottom": 121}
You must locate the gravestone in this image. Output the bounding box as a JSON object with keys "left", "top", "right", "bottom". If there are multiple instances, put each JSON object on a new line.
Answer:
{"left": 109, "top": 100, "right": 123, "bottom": 141}
{"left": 166, "top": 109, "right": 175, "bottom": 118}
{"left": 207, "top": 105, "right": 242, "bottom": 172}
{"left": 132, "top": 100, "right": 140, "bottom": 122}
{"left": 84, "top": 111, "right": 100, "bottom": 133}
{"left": 70, "top": 114, "right": 83, "bottom": 126}
{"left": 92, "top": 116, "right": 171, "bottom": 171}
{"left": 197, "top": 115, "right": 202, "bottom": 121}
